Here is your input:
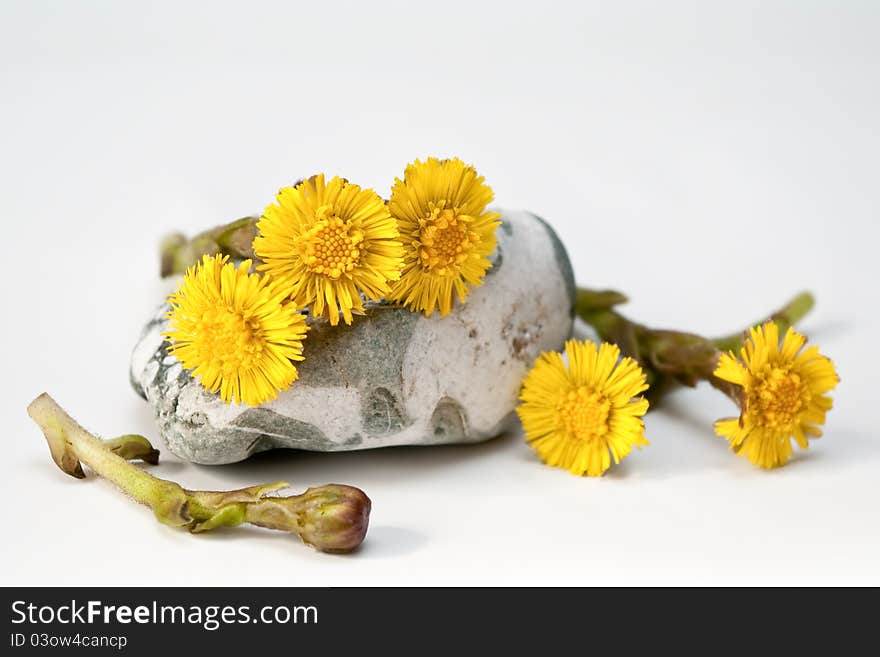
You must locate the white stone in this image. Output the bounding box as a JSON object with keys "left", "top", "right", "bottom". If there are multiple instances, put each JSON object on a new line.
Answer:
{"left": 130, "top": 210, "right": 575, "bottom": 464}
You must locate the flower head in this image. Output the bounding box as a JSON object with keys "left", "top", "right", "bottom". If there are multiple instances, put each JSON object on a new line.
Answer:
{"left": 713, "top": 322, "right": 838, "bottom": 468}
{"left": 517, "top": 339, "right": 650, "bottom": 476}
{"left": 165, "top": 254, "right": 308, "bottom": 406}
{"left": 388, "top": 157, "right": 501, "bottom": 316}
{"left": 254, "top": 174, "right": 403, "bottom": 325}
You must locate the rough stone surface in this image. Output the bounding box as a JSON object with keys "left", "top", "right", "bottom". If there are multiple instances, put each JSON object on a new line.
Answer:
{"left": 130, "top": 210, "right": 575, "bottom": 464}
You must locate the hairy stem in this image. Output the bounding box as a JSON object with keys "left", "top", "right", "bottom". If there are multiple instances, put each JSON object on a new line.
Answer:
{"left": 27, "top": 393, "right": 371, "bottom": 552}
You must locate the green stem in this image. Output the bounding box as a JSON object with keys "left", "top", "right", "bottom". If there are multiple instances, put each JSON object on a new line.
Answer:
{"left": 160, "top": 216, "right": 259, "bottom": 277}
{"left": 711, "top": 291, "right": 815, "bottom": 353}
{"left": 27, "top": 393, "right": 371, "bottom": 552}
{"left": 575, "top": 288, "right": 816, "bottom": 406}
{"left": 28, "top": 395, "right": 173, "bottom": 509}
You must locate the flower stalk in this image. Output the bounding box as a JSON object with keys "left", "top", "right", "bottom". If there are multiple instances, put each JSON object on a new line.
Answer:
{"left": 160, "top": 215, "right": 259, "bottom": 277}
{"left": 574, "top": 289, "right": 816, "bottom": 405}
{"left": 27, "top": 393, "right": 371, "bottom": 553}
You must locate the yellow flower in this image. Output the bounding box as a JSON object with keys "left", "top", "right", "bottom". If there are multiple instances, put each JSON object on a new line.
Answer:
{"left": 517, "top": 339, "right": 650, "bottom": 477}
{"left": 254, "top": 174, "right": 403, "bottom": 325}
{"left": 165, "top": 254, "right": 308, "bottom": 406}
{"left": 713, "top": 322, "right": 839, "bottom": 468}
{"left": 388, "top": 157, "right": 501, "bottom": 316}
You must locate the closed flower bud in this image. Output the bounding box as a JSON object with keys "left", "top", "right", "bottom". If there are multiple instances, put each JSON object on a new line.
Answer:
{"left": 246, "top": 484, "right": 371, "bottom": 553}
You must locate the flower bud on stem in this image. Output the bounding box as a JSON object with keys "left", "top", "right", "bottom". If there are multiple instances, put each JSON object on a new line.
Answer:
{"left": 27, "top": 393, "right": 371, "bottom": 553}
{"left": 574, "top": 289, "right": 815, "bottom": 406}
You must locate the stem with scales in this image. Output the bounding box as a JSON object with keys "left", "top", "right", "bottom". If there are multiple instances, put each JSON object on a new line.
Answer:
{"left": 574, "top": 289, "right": 815, "bottom": 406}
{"left": 27, "top": 393, "right": 371, "bottom": 553}
{"left": 160, "top": 216, "right": 259, "bottom": 277}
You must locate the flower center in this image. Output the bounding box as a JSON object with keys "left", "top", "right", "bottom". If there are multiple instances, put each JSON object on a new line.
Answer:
{"left": 749, "top": 366, "right": 811, "bottom": 430}
{"left": 556, "top": 386, "right": 611, "bottom": 442}
{"left": 194, "top": 306, "right": 263, "bottom": 373}
{"left": 419, "top": 206, "right": 480, "bottom": 276}
{"left": 301, "top": 205, "right": 364, "bottom": 279}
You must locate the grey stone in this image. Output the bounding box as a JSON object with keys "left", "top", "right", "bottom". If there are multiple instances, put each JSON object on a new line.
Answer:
{"left": 130, "top": 210, "right": 575, "bottom": 464}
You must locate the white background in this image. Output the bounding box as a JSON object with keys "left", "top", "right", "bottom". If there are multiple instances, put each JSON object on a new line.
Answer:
{"left": 2, "top": 1, "right": 878, "bottom": 585}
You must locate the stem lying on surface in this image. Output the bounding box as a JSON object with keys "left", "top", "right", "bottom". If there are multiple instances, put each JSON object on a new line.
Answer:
{"left": 575, "top": 289, "right": 816, "bottom": 406}
{"left": 160, "top": 216, "right": 259, "bottom": 277}
{"left": 27, "top": 393, "right": 371, "bottom": 553}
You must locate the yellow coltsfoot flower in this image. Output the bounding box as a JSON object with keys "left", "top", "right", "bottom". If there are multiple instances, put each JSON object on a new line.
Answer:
{"left": 713, "top": 322, "right": 839, "bottom": 468}
{"left": 388, "top": 157, "right": 501, "bottom": 316}
{"left": 517, "top": 339, "right": 650, "bottom": 477}
{"left": 165, "top": 254, "right": 308, "bottom": 406}
{"left": 254, "top": 174, "right": 404, "bottom": 325}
